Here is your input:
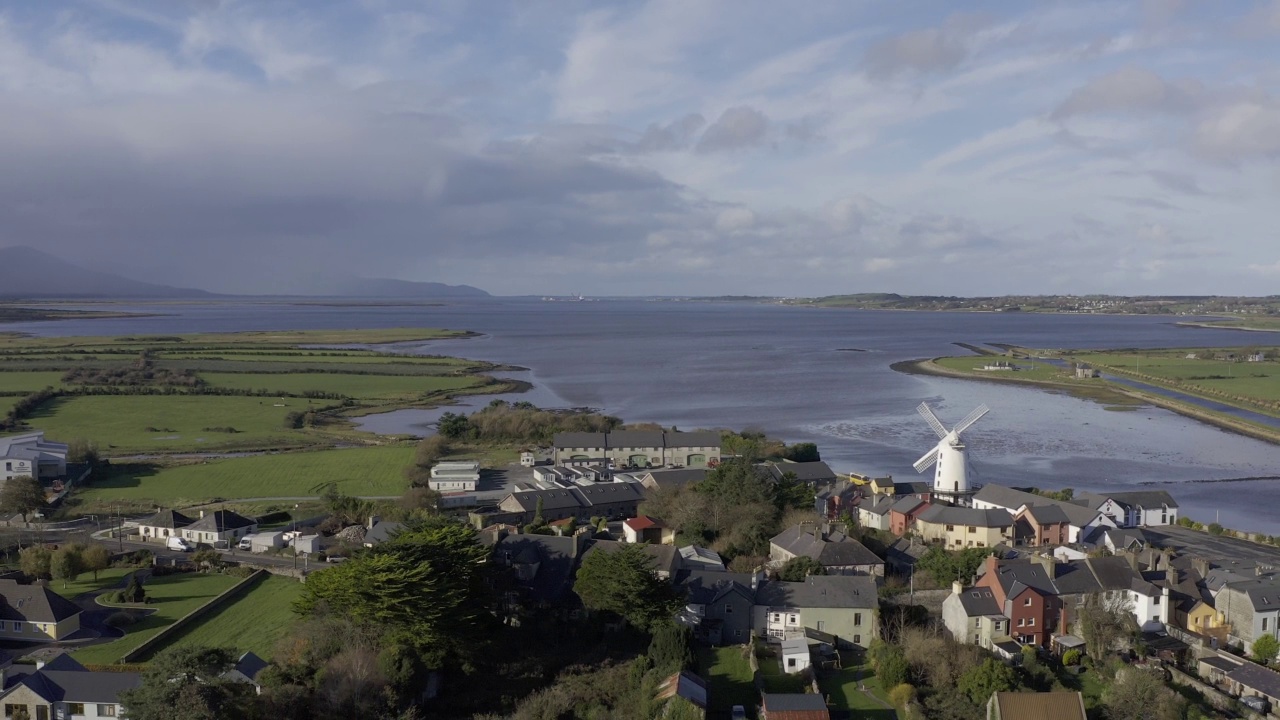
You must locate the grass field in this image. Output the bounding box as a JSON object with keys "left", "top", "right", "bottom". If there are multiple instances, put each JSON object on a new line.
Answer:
{"left": 1072, "top": 351, "right": 1280, "bottom": 403}
{"left": 49, "top": 567, "right": 136, "bottom": 599}
{"left": 0, "top": 327, "right": 471, "bottom": 351}
{"left": 699, "top": 646, "right": 758, "bottom": 717}
{"left": 140, "top": 575, "right": 304, "bottom": 661}
{"left": 0, "top": 371, "right": 66, "bottom": 392}
{"left": 72, "top": 572, "right": 241, "bottom": 665}
{"left": 72, "top": 446, "right": 414, "bottom": 505}
{"left": 163, "top": 352, "right": 471, "bottom": 367}
{"left": 199, "top": 372, "right": 482, "bottom": 399}
{"left": 932, "top": 356, "right": 1072, "bottom": 382}
{"left": 24, "top": 395, "right": 320, "bottom": 454}
{"left": 816, "top": 655, "right": 898, "bottom": 719}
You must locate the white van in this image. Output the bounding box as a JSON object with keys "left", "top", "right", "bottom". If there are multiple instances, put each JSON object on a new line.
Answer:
{"left": 166, "top": 536, "right": 194, "bottom": 552}
{"left": 237, "top": 537, "right": 254, "bottom": 551}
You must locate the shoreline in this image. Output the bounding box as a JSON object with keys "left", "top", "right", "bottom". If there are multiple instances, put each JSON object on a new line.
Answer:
{"left": 895, "top": 357, "right": 1280, "bottom": 447}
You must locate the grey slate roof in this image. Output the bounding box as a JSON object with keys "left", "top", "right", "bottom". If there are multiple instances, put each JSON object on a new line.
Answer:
{"left": 552, "top": 431, "right": 721, "bottom": 450}
{"left": 956, "top": 587, "right": 1002, "bottom": 616}
{"left": 186, "top": 510, "right": 256, "bottom": 533}
{"left": 1227, "top": 662, "right": 1280, "bottom": 699}
{"left": 582, "top": 539, "right": 678, "bottom": 575}
{"left": 1088, "top": 556, "right": 1144, "bottom": 592}
{"left": 364, "top": 520, "right": 404, "bottom": 545}
{"left": 983, "top": 560, "right": 1060, "bottom": 596}
{"left": 1048, "top": 561, "right": 1104, "bottom": 596}
{"left": 1226, "top": 580, "right": 1280, "bottom": 612}
{"left": 917, "top": 505, "right": 1012, "bottom": 528}
{"left": 766, "top": 461, "right": 836, "bottom": 483}
{"left": 493, "top": 534, "right": 580, "bottom": 605}
{"left": 502, "top": 482, "right": 646, "bottom": 513}
{"left": 1025, "top": 504, "right": 1070, "bottom": 525}
{"left": 679, "top": 545, "right": 725, "bottom": 570}
{"left": 142, "top": 509, "right": 193, "bottom": 529}
{"left": 2, "top": 667, "right": 141, "bottom": 705}
{"left": 975, "top": 484, "right": 1103, "bottom": 527}
{"left": 233, "top": 652, "right": 269, "bottom": 683}
{"left": 678, "top": 570, "right": 754, "bottom": 605}
{"left": 554, "top": 432, "right": 608, "bottom": 448}
{"left": 893, "top": 481, "right": 932, "bottom": 495}
{"left": 0, "top": 580, "right": 81, "bottom": 623}
{"left": 755, "top": 575, "right": 877, "bottom": 610}
{"left": 770, "top": 525, "right": 883, "bottom": 569}
{"left": 641, "top": 468, "right": 707, "bottom": 488}
{"left": 860, "top": 496, "right": 895, "bottom": 517}
{"left": 1083, "top": 490, "right": 1180, "bottom": 510}
{"left": 890, "top": 496, "right": 928, "bottom": 514}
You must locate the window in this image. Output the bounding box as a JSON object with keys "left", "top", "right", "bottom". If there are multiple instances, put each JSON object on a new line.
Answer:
{"left": 787, "top": 658, "right": 796, "bottom": 668}
{"left": 1024, "top": 598, "right": 1032, "bottom": 606}
{"left": 1028, "top": 617, "right": 1035, "bottom": 627}
{"left": 947, "top": 525, "right": 955, "bottom": 531}
{"left": 854, "top": 612, "right": 862, "bottom": 626}
{"left": 788, "top": 614, "right": 798, "bottom": 625}
{"left": 853, "top": 634, "right": 861, "bottom": 644}
{"left": 67, "top": 704, "right": 85, "bottom": 715}
{"left": 5, "top": 705, "right": 22, "bottom": 718}
{"left": 10, "top": 622, "right": 19, "bottom": 632}
{"left": 968, "top": 526, "right": 976, "bottom": 533}
{"left": 772, "top": 613, "right": 781, "bottom": 622}
{"left": 1018, "top": 618, "right": 1025, "bottom": 627}
{"left": 1265, "top": 618, "right": 1270, "bottom": 632}
{"left": 97, "top": 706, "right": 117, "bottom": 717}
{"left": 974, "top": 618, "right": 981, "bottom": 629}
{"left": 724, "top": 604, "right": 733, "bottom": 614}
{"left": 734, "top": 630, "right": 742, "bottom": 638}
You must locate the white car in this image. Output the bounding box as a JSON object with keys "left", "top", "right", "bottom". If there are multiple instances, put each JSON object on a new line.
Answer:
{"left": 166, "top": 537, "right": 194, "bottom": 552}
{"left": 237, "top": 537, "right": 253, "bottom": 551}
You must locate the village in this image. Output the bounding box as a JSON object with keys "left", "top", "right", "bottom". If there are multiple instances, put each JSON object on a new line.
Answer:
{"left": 2, "top": 420, "right": 1280, "bottom": 720}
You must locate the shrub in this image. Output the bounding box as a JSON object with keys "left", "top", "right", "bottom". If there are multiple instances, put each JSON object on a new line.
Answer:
{"left": 104, "top": 611, "right": 135, "bottom": 628}
{"left": 888, "top": 683, "right": 916, "bottom": 708}
{"left": 878, "top": 650, "right": 909, "bottom": 692}
{"left": 1062, "top": 649, "right": 1082, "bottom": 666}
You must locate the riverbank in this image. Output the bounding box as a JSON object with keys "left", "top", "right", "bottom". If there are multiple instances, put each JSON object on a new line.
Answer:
{"left": 896, "top": 357, "right": 1280, "bottom": 446}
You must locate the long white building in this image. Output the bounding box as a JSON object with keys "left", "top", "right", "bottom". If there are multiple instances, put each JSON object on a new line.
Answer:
{"left": 0, "top": 432, "right": 67, "bottom": 482}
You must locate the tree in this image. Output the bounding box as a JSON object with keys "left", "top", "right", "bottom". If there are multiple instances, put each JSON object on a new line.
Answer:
{"left": 66, "top": 438, "right": 100, "bottom": 466}
{"left": 533, "top": 496, "right": 545, "bottom": 528}
{"left": 0, "top": 475, "right": 44, "bottom": 522}
{"left": 648, "top": 622, "right": 693, "bottom": 672}
{"left": 957, "top": 658, "right": 1017, "bottom": 705}
{"left": 1207, "top": 523, "right": 1224, "bottom": 536}
{"left": 916, "top": 546, "right": 992, "bottom": 586}
{"left": 119, "top": 645, "right": 256, "bottom": 720}
{"left": 81, "top": 544, "right": 112, "bottom": 581}
{"left": 877, "top": 648, "right": 909, "bottom": 692}
{"left": 781, "top": 443, "right": 820, "bottom": 462}
{"left": 19, "top": 546, "right": 51, "bottom": 579}
{"left": 52, "top": 546, "right": 83, "bottom": 589}
{"left": 1253, "top": 634, "right": 1279, "bottom": 664}
{"left": 192, "top": 549, "right": 222, "bottom": 573}
{"left": 436, "top": 412, "right": 471, "bottom": 439}
{"left": 574, "top": 543, "right": 681, "bottom": 631}
{"left": 123, "top": 573, "right": 147, "bottom": 603}
{"left": 777, "top": 556, "right": 826, "bottom": 581}
{"left": 1077, "top": 592, "right": 1137, "bottom": 660}
{"left": 1103, "top": 667, "right": 1184, "bottom": 720}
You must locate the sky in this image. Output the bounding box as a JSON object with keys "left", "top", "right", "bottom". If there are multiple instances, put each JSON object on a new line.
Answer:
{"left": 2, "top": 0, "right": 1280, "bottom": 296}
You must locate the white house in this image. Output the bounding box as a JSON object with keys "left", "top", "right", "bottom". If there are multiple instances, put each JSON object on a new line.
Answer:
{"left": 0, "top": 432, "right": 67, "bottom": 481}
{"left": 857, "top": 496, "right": 894, "bottom": 532}
{"left": 249, "top": 531, "right": 286, "bottom": 553}
{"left": 1075, "top": 491, "right": 1179, "bottom": 528}
{"left": 430, "top": 460, "right": 480, "bottom": 492}
{"left": 0, "top": 653, "right": 140, "bottom": 720}
{"left": 180, "top": 510, "right": 258, "bottom": 546}
{"left": 972, "top": 484, "right": 1115, "bottom": 543}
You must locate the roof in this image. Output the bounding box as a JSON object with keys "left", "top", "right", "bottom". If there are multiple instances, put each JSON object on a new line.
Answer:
{"left": 1024, "top": 504, "right": 1070, "bottom": 525}
{"left": 554, "top": 432, "right": 608, "bottom": 449}
{"left": 1088, "top": 556, "right": 1144, "bottom": 592}
{"left": 142, "top": 508, "right": 194, "bottom": 529}
{"left": 917, "top": 505, "right": 1012, "bottom": 528}
{"left": 761, "top": 693, "right": 830, "bottom": 719}
{"left": 494, "top": 534, "right": 580, "bottom": 605}
{"left": 956, "top": 587, "right": 1002, "bottom": 616}
{"left": 890, "top": 496, "right": 928, "bottom": 515}
{"left": 1223, "top": 580, "right": 1280, "bottom": 612}
{"left": 625, "top": 516, "right": 663, "bottom": 531}
{"left": 364, "top": 520, "right": 404, "bottom": 545}
{"left": 975, "top": 484, "right": 1103, "bottom": 527}
{"left": 0, "top": 432, "right": 67, "bottom": 461}
{"left": 583, "top": 539, "right": 678, "bottom": 574}
{"left": 989, "top": 691, "right": 1086, "bottom": 720}
{"left": 1, "top": 667, "right": 141, "bottom": 705}
{"left": 655, "top": 670, "right": 707, "bottom": 709}
{"left": 1092, "top": 490, "right": 1180, "bottom": 510}
{"left": 39, "top": 654, "right": 86, "bottom": 673}
{"left": 767, "top": 461, "right": 836, "bottom": 483}
{"left": 860, "top": 496, "right": 895, "bottom": 517}
{"left": 781, "top": 636, "right": 811, "bottom": 654}
{"left": 0, "top": 580, "right": 82, "bottom": 623}
{"left": 985, "top": 560, "right": 1060, "bottom": 596}
{"left": 677, "top": 570, "right": 754, "bottom": 605}
{"left": 755, "top": 575, "right": 877, "bottom": 610}
{"left": 641, "top": 468, "right": 707, "bottom": 488}
{"left": 679, "top": 545, "right": 725, "bottom": 570}
{"left": 1226, "top": 662, "right": 1280, "bottom": 699}
{"left": 770, "top": 525, "right": 883, "bottom": 569}
{"left": 186, "top": 510, "right": 257, "bottom": 533}
{"left": 608, "top": 430, "right": 667, "bottom": 448}
{"left": 1200, "top": 656, "right": 1240, "bottom": 672}
{"left": 893, "top": 480, "right": 932, "bottom": 495}
{"left": 233, "top": 652, "right": 269, "bottom": 683}
{"left": 552, "top": 431, "right": 721, "bottom": 450}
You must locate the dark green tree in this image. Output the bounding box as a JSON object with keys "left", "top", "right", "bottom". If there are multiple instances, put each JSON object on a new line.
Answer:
{"left": 119, "top": 646, "right": 256, "bottom": 720}
{"left": 436, "top": 412, "right": 471, "bottom": 439}
{"left": 52, "top": 545, "right": 83, "bottom": 589}
{"left": 1253, "top": 634, "right": 1279, "bottom": 664}
{"left": 648, "top": 622, "right": 693, "bottom": 672}
{"left": 574, "top": 543, "right": 681, "bottom": 631}
{"left": 957, "top": 658, "right": 1017, "bottom": 705}
{"left": 876, "top": 647, "right": 909, "bottom": 692}
{"left": 81, "top": 544, "right": 111, "bottom": 581}
{"left": 781, "top": 443, "right": 820, "bottom": 462}
{"left": 916, "top": 546, "right": 992, "bottom": 586}
{"left": 777, "top": 556, "right": 826, "bottom": 581}
{"left": 0, "top": 475, "right": 44, "bottom": 522}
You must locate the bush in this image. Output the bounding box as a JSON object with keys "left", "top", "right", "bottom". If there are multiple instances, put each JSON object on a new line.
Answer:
{"left": 1062, "top": 648, "right": 1082, "bottom": 666}
{"left": 888, "top": 683, "right": 916, "bottom": 708}
{"left": 1208, "top": 523, "right": 1224, "bottom": 536}
{"left": 224, "top": 566, "right": 257, "bottom": 578}
{"left": 104, "top": 611, "right": 135, "bottom": 628}
{"left": 878, "top": 650, "right": 910, "bottom": 692}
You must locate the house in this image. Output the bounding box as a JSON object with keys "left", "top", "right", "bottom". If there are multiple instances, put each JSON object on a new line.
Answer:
{"left": 678, "top": 546, "right": 726, "bottom": 573}
{"left": 488, "top": 482, "right": 647, "bottom": 527}
{"left": 1216, "top": 579, "right": 1280, "bottom": 649}
{"left": 676, "top": 570, "right": 757, "bottom": 646}
{"left": 780, "top": 636, "right": 812, "bottom": 674}
{"left": 760, "top": 692, "right": 830, "bottom": 720}
{"left": 856, "top": 496, "right": 894, "bottom": 532}
{"left": 769, "top": 523, "right": 884, "bottom": 577}
{"left": 868, "top": 477, "right": 931, "bottom": 501}
{"left": 915, "top": 505, "right": 1012, "bottom": 549}
{"left": 889, "top": 497, "right": 929, "bottom": 536}
{"left": 623, "top": 516, "right": 675, "bottom": 545}
{"left": 136, "top": 508, "right": 194, "bottom": 541}
{"left": 0, "top": 432, "right": 68, "bottom": 482}
{"left": 0, "top": 580, "right": 82, "bottom": 641}
{"left": 519, "top": 449, "right": 539, "bottom": 467}
{"left": 754, "top": 575, "right": 878, "bottom": 649}
{"left": 1013, "top": 505, "right": 1071, "bottom": 546}
{"left": 429, "top": 460, "right": 480, "bottom": 493}
{"left": 763, "top": 461, "right": 837, "bottom": 487}
{"left": 552, "top": 431, "right": 722, "bottom": 468}
{"left": 224, "top": 651, "right": 269, "bottom": 693}
{"left": 1075, "top": 490, "right": 1178, "bottom": 527}
{"left": 364, "top": 518, "right": 404, "bottom": 547}
{"left": 637, "top": 467, "right": 707, "bottom": 492}
{"left": 972, "top": 485, "right": 1115, "bottom": 542}
{"left": 986, "top": 691, "right": 1086, "bottom": 720}
{"left": 180, "top": 510, "right": 258, "bottom": 547}
{"left": 488, "top": 530, "right": 591, "bottom": 609}
{"left": 885, "top": 537, "right": 928, "bottom": 576}
{"left": 654, "top": 670, "right": 707, "bottom": 715}
{"left": 0, "top": 653, "right": 141, "bottom": 720}
{"left": 943, "top": 582, "right": 1011, "bottom": 651}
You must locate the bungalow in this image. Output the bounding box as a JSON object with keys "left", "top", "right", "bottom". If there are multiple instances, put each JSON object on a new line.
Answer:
{"left": 915, "top": 506, "right": 1012, "bottom": 549}
{"left": 0, "top": 580, "right": 82, "bottom": 641}
{"left": 889, "top": 497, "right": 929, "bottom": 536}
{"left": 856, "top": 496, "right": 894, "bottom": 532}
{"left": 623, "top": 516, "right": 676, "bottom": 545}
{"left": 676, "top": 570, "right": 757, "bottom": 646}
{"left": 224, "top": 651, "right": 269, "bottom": 694}
{"left": 760, "top": 693, "right": 831, "bottom": 720}
{"left": 0, "top": 653, "right": 141, "bottom": 720}
{"left": 768, "top": 523, "right": 884, "bottom": 577}
{"left": 429, "top": 460, "right": 480, "bottom": 493}
{"left": 754, "top": 575, "right": 879, "bottom": 649}
{"left": 180, "top": 510, "right": 258, "bottom": 547}
{"left": 137, "top": 508, "right": 194, "bottom": 541}
{"left": 552, "top": 431, "right": 722, "bottom": 468}
{"left": 0, "top": 432, "right": 68, "bottom": 482}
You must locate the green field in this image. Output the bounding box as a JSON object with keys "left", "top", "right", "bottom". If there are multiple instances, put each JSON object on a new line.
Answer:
{"left": 816, "top": 656, "right": 898, "bottom": 718}
{"left": 162, "top": 352, "right": 471, "bottom": 367}
{"left": 140, "top": 575, "right": 304, "bottom": 661}
{"left": 699, "top": 646, "right": 759, "bottom": 717}
{"left": 72, "top": 445, "right": 414, "bottom": 505}
{"left": 931, "top": 356, "right": 1071, "bottom": 383}
{"left": 1072, "top": 351, "right": 1280, "bottom": 404}
{"left": 49, "top": 567, "right": 136, "bottom": 600}
{"left": 24, "top": 395, "right": 317, "bottom": 453}
{"left": 0, "top": 371, "right": 66, "bottom": 392}
{"left": 199, "top": 372, "right": 482, "bottom": 399}
{"left": 72, "top": 572, "right": 242, "bottom": 665}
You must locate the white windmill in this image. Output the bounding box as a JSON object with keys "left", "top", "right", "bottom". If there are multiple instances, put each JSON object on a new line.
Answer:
{"left": 913, "top": 402, "right": 989, "bottom": 503}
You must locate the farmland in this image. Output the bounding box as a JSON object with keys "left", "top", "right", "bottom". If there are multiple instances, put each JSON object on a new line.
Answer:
{"left": 199, "top": 371, "right": 483, "bottom": 400}
{"left": 140, "top": 574, "right": 305, "bottom": 661}
{"left": 70, "top": 445, "right": 414, "bottom": 507}
{"left": 1070, "top": 350, "right": 1280, "bottom": 405}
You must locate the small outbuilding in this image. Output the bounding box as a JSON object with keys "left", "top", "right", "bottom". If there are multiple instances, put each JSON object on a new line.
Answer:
{"left": 781, "top": 636, "right": 812, "bottom": 674}
{"left": 249, "top": 531, "right": 285, "bottom": 553}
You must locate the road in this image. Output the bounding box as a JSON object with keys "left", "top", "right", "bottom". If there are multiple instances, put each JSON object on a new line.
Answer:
{"left": 94, "top": 531, "right": 332, "bottom": 572}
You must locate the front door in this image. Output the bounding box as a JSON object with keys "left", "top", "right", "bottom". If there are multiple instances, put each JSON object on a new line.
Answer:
{"left": 37, "top": 705, "right": 49, "bottom": 720}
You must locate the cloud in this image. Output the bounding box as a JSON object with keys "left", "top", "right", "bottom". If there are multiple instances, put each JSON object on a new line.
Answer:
{"left": 1193, "top": 99, "right": 1280, "bottom": 162}
{"left": 1052, "top": 66, "right": 1201, "bottom": 119}
{"left": 635, "top": 113, "right": 706, "bottom": 152}
{"left": 1247, "top": 260, "right": 1280, "bottom": 276}
{"left": 863, "top": 257, "right": 898, "bottom": 272}
{"left": 694, "top": 106, "right": 770, "bottom": 153}
{"left": 715, "top": 207, "right": 756, "bottom": 233}
{"left": 862, "top": 15, "right": 986, "bottom": 79}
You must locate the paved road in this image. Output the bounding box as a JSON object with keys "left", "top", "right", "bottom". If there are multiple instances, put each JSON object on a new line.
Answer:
{"left": 1145, "top": 525, "right": 1280, "bottom": 568}
{"left": 96, "top": 534, "right": 330, "bottom": 572}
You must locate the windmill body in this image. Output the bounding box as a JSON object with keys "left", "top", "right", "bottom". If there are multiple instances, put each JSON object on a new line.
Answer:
{"left": 913, "top": 402, "right": 988, "bottom": 505}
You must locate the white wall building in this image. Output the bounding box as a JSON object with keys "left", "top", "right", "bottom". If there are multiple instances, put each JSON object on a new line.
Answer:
{"left": 430, "top": 460, "right": 480, "bottom": 492}
{"left": 0, "top": 432, "right": 68, "bottom": 481}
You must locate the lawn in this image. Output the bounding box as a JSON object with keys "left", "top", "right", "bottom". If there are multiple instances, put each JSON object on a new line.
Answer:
{"left": 933, "top": 356, "right": 1074, "bottom": 383}
{"left": 24, "top": 395, "right": 320, "bottom": 454}
{"left": 48, "top": 567, "right": 136, "bottom": 600}
{"left": 755, "top": 651, "right": 808, "bottom": 694}
{"left": 0, "top": 371, "right": 66, "bottom": 392}
{"left": 199, "top": 372, "right": 482, "bottom": 400}
{"left": 698, "top": 646, "right": 758, "bottom": 718}
{"left": 72, "top": 445, "right": 414, "bottom": 505}
{"left": 165, "top": 352, "right": 470, "bottom": 367}
{"left": 140, "top": 575, "right": 304, "bottom": 661}
{"left": 1073, "top": 351, "right": 1280, "bottom": 403}
{"left": 71, "top": 572, "right": 242, "bottom": 665}
{"left": 816, "top": 656, "right": 899, "bottom": 719}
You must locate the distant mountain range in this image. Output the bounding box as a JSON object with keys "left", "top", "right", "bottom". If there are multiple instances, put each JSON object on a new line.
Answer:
{"left": 0, "top": 246, "right": 490, "bottom": 299}
{"left": 0, "top": 246, "right": 217, "bottom": 299}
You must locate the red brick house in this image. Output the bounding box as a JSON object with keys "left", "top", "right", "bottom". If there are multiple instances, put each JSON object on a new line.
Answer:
{"left": 975, "top": 555, "right": 1065, "bottom": 647}
{"left": 1014, "top": 505, "right": 1071, "bottom": 546}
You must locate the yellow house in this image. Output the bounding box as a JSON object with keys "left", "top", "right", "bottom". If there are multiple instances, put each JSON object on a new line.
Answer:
{"left": 0, "top": 580, "right": 82, "bottom": 641}
{"left": 1185, "top": 601, "right": 1226, "bottom": 632}
{"left": 916, "top": 506, "right": 1012, "bottom": 549}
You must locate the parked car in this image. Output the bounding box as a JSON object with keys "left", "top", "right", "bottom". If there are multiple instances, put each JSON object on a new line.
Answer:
{"left": 166, "top": 537, "right": 194, "bottom": 552}
{"left": 237, "top": 537, "right": 253, "bottom": 551}
{"left": 326, "top": 554, "right": 347, "bottom": 564}
{"left": 731, "top": 706, "right": 746, "bottom": 720}
{"left": 1241, "top": 696, "right": 1270, "bottom": 714}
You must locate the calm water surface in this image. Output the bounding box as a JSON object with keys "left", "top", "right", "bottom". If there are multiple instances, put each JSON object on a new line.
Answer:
{"left": 5, "top": 300, "right": 1278, "bottom": 532}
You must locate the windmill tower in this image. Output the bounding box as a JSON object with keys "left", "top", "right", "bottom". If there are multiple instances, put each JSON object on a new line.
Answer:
{"left": 913, "top": 402, "right": 989, "bottom": 505}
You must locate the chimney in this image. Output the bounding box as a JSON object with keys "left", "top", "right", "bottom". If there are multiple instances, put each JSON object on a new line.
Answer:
{"left": 1192, "top": 556, "right": 1211, "bottom": 579}
{"left": 571, "top": 529, "right": 590, "bottom": 558}
{"left": 1166, "top": 566, "right": 1177, "bottom": 587}
{"left": 984, "top": 554, "right": 1000, "bottom": 579}
{"left": 1126, "top": 552, "right": 1140, "bottom": 572}
{"left": 751, "top": 568, "right": 764, "bottom": 593}
{"left": 199, "top": 510, "right": 205, "bottom": 519}
{"left": 368, "top": 515, "right": 380, "bottom": 530}
{"left": 952, "top": 580, "right": 964, "bottom": 596}
{"left": 1033, "top": 554, "right": 1056, "bottom": 579}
